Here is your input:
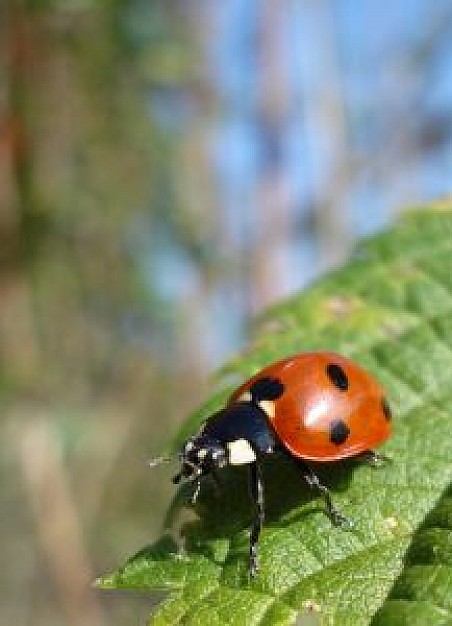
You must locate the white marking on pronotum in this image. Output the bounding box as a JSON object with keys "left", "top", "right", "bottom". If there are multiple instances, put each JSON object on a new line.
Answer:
{"left": 258, "top": 399, "right": 275, "bottom": 419}
{"left": 227, "top": 439, "right": 256, "bottom": 465}
{"left": 237, "top": 390, "right": 252, "bottom": 402}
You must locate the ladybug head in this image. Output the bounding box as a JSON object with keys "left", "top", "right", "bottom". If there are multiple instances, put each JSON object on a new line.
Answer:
{"left": 173, "top": 435, "right": 227, "bottom": 487}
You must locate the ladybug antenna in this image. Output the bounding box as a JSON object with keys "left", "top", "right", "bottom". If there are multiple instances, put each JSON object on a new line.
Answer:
{"left": 148, "top": 455, "right": 175, "bottom": 469}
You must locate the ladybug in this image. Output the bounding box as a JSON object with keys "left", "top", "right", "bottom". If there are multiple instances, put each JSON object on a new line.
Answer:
{"left": 170, "top": 352, "right": 392, "bottom": 577}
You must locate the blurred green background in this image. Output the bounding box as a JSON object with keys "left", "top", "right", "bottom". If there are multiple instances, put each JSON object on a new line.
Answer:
{"left": 1, "top": 1, "right": 452, "bottom": 625}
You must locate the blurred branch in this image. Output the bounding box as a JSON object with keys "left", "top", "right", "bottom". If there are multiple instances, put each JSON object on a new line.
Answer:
{"left": 18, "top": 415, "right": 106, "bottom": 626}
{"left": 306, "top": 0, "right": 352, "bottom": 268}
{"left": 0, "top": 1, "right": 40, "bottom": 387}
{"left": 251, "top": 0, "right": 293, "bottom": 313}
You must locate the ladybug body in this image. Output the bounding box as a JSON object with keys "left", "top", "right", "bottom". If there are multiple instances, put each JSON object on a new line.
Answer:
{"left": 172, "top": 351, "right": 392, "bottom": 576}
{"left": 230, "top": 352, "right": 391, "bottom": 462}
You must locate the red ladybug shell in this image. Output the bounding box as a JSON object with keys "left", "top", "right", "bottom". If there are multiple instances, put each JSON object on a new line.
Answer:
{"left": 229, "top": 352, "right": 391, "bottom": 462}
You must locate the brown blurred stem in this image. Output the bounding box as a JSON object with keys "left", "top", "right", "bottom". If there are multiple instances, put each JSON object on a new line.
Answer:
{"left": 18, "top": 417, "right": 106, "bottom": 626}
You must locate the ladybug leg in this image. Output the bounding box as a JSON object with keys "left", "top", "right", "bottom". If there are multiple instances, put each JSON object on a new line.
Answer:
{"left": 293, "top": 458, "right": 353, "bottom": 529}
{"left": 248, "top": 459, "right": 265, "bottom": 577}
{"left": 210, "top": 469, "right": 222, "bottom": 496}
{"left": 361, "top": 450, "right": 391, "bottom": 468}
{"left": 191, "top": 478, "right": 202, "bottom": 504}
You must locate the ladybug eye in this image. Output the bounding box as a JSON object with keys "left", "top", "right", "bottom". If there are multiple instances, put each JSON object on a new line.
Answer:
{"left": 326, "top": 363, "right": 349, "bottom": 391}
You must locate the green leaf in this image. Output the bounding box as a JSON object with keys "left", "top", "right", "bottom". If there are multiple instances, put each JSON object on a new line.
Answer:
{"left": 98, "top": 203, "right": 452, "bottom": 625}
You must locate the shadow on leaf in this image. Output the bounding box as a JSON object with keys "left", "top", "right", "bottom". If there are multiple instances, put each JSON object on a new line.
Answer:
{"left": 159, "top": 451, "right": 362, "bottom": 578}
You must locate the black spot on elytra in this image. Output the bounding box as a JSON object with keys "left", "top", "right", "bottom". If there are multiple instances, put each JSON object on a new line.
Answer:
{"left": 382, "top": 397, "right": 392, "bottom": 421}
{"left": 326, "top": 363, "right": 349, "bottom": 391}
{"left": 249, "top": 377, "right": 285, "bottom": 402}
{"left": 329, "top": 419, "right": 350, "bottom": 445}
